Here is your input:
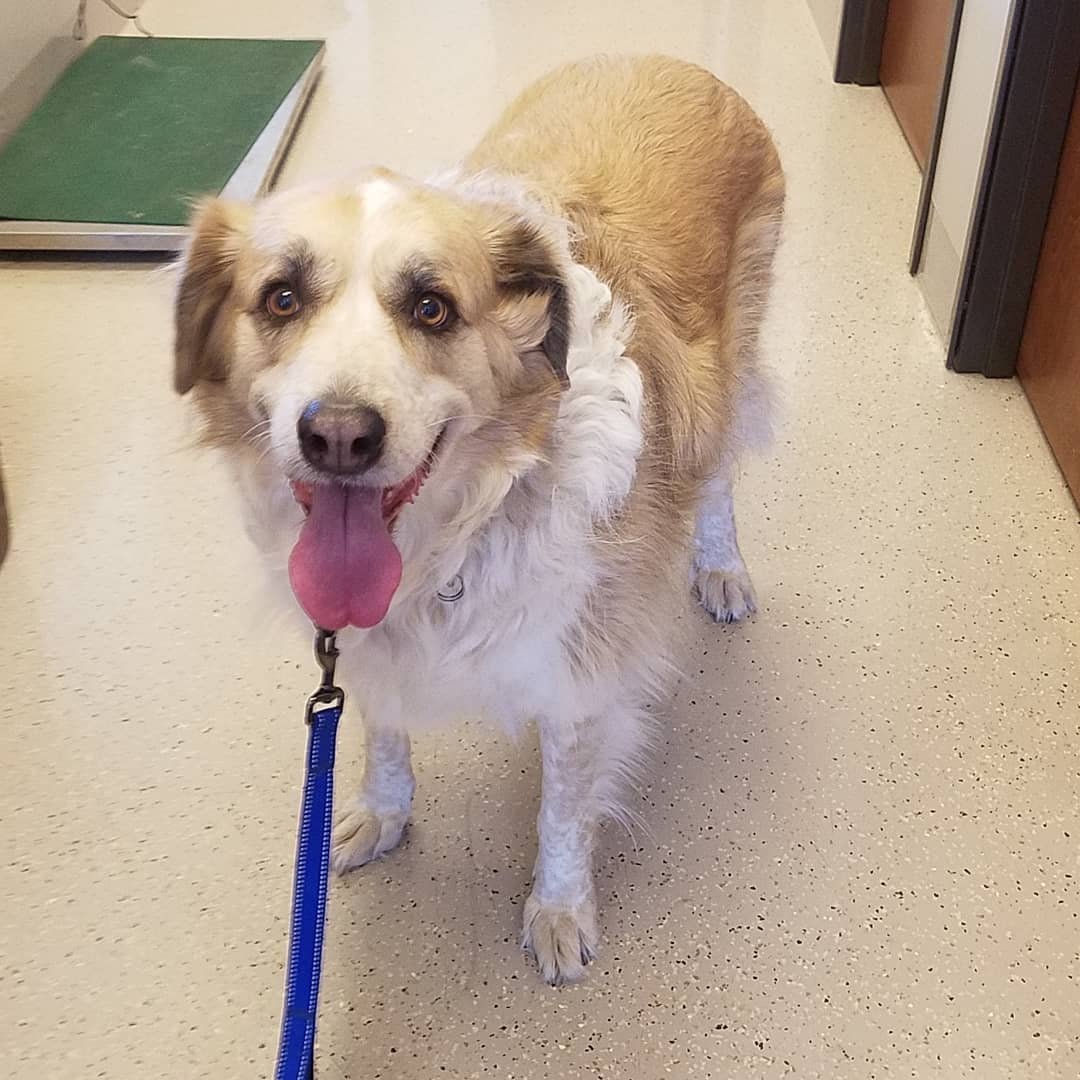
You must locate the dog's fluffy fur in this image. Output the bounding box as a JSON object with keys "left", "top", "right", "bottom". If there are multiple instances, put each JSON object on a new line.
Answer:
{"left": 174, "top": 55, "right": 784, "bottom": 984}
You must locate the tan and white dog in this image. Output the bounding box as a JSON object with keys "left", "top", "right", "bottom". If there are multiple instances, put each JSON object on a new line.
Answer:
{"left": 173, "top": 55, "right": 783, "bottom": 984}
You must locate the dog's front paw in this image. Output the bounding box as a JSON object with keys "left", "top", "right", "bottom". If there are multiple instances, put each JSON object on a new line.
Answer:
{"left": 693, "top": 566, "right": 757, "bottom": 623}
{"left": 522, "top": 893, "right": 598, "bottom": 985}
{"left": 331, "top": 798, "right": 409, "bottom": 874}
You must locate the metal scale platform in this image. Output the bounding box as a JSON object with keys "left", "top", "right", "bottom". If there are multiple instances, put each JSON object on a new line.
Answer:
{"left": 0, "top": 36, "right": 324, "bottom": 253}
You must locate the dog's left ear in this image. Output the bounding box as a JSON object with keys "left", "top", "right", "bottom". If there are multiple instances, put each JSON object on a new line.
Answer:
{"left": 487, "top": 219, "right": 571, "bottom": 388}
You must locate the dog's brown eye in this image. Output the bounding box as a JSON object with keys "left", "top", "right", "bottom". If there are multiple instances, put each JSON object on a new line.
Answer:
{"left": 414, "top": 294, "right": 449, "bottom": 328}
{"left": 266, "top": 285, "right": 301, "bottom": 318}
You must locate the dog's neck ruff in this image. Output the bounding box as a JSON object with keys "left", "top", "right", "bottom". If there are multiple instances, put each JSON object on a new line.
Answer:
{"left": 382, "top": 249, "right": 643, "bottom": 619}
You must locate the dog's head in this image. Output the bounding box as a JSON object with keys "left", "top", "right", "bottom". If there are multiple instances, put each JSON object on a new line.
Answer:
{"left": 173, "top": 173, "right": 571, "bottom": 629}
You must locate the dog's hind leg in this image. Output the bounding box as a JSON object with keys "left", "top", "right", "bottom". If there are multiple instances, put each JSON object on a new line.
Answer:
{"left": 331, "top": 722, "right": 415, "bottom": 873}
{"left": 692, "top": 468, "right": 757, "bottom": 623}
{"left": 693, "top": 173, "right": 780, "bottom": 624}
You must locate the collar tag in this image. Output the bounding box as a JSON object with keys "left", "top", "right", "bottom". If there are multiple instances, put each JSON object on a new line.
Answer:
{"left": 437, "top": 574, "right": 465, "bottom": 603}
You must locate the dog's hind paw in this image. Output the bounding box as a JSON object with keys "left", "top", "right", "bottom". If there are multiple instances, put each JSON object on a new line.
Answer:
{"left": 693, "top": 566, "right": 757, "bottom": 623}
{"left": 522, "top": 893, "right": 598, "bottom": 985}
{"left": 331, "top": 799, "right": 409, "bottom": 873}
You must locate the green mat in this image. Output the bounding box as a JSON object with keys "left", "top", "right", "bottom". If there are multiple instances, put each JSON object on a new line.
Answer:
{"left": 0, "top": 36, "right": 323, "bottom": 226}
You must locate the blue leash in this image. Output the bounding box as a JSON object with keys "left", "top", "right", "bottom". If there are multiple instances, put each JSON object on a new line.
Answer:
{"left": 275, "top": 629, "right": 344, "bottom": 1080}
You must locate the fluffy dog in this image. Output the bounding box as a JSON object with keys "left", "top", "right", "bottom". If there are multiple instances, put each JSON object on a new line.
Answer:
{"left": 173, "top": 55, "right": 783, "bottom": 984}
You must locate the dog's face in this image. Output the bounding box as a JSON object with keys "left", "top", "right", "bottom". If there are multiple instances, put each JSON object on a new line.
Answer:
{"left": 174, "top": 173, "right": 569, "bottom": 629}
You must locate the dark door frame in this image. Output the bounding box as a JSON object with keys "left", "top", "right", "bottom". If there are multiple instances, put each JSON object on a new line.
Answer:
{"left": 946, "top": 0, "right": 1080, "bottom": 376}
{"left": 833, "top": 0, "right": 889, "bottom": 85}
{"left": 831, "top": 0, "right": 1080, "bottom": 379}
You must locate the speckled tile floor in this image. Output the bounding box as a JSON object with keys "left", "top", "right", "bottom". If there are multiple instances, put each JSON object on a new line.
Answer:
{"left": 2, "top": 2, "right": 1078, "bottom": 1078}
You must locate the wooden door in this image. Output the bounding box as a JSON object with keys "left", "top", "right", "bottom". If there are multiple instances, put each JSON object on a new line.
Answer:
{"left": 880, "top": 0, "right": 955, "bottom": 169}
{"left": 1018, "top": 79, "right": 1080, "bottom": 505}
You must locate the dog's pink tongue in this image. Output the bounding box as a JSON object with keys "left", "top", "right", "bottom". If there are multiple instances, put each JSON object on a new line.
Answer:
{"left": 288, "top": 484, "right": 402, "bottom": 630}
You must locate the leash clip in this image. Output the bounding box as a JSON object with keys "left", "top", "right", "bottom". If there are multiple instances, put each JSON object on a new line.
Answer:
{"left": 306, "top": 627, "right": 344, "bottom": 722}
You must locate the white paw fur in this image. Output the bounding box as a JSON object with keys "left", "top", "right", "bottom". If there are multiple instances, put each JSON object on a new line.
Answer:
{"left": 330, "top": 798, "right": 410, "bottom": 873}
{"left": 693, "top": 565, "right": 757, "bottom": 623}
{"left": 522, "top": 893, "right": 599, "bottom": 985}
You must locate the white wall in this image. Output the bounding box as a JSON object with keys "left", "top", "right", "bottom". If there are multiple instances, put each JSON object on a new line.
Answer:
{"left": 0, "top": 1, "right": 143, "bottom": 146}
{"left": 932, "top": 0, "right": 1014, "bottom": 254}
{"left": 917, "top": 0, "right": 1015, "bottom": 334}
{"left": 807, "top": 0, "right": 844, "bottom": 65}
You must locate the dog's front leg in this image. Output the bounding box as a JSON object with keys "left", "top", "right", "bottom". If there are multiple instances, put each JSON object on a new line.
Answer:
{"left": 523, "top": 713, "right": 602, "bottom": 984}
{"left": 331, "top": 720, "right": 414, "bottom": 873}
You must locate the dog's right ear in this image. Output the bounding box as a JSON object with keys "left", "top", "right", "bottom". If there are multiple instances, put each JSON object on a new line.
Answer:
{"left": 173, "top": 199, "right": 249, "bottom": 395}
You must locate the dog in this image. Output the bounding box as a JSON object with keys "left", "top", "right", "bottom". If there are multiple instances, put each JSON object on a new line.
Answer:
{"left": 173, "top": 55, "right": 783, "bottom": 984}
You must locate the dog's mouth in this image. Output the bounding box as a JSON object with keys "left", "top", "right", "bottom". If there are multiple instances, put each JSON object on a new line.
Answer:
{"left": 287, "top": 427, "right": 447, "bottom": 631}
{"left": 289, "top": 427, "right": 445, "bottom": 527}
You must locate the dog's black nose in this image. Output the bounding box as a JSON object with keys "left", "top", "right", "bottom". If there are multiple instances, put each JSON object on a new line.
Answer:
{"left": 297, "top": 400, "right": 387, "bottom": 475}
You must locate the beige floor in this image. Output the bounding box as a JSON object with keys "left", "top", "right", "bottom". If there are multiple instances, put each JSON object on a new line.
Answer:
{"left": 2, "top": 2, "right": 1078, "bottom": 1078}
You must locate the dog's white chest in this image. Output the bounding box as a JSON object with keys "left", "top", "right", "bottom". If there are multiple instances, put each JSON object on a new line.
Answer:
{"left": 344, "top": 501, "right": 594, "bottom": 729}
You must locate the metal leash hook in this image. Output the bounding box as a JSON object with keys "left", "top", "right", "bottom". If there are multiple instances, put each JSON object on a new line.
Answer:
{"left": 306, "top": 627, "right": 344, "bottom": 721}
